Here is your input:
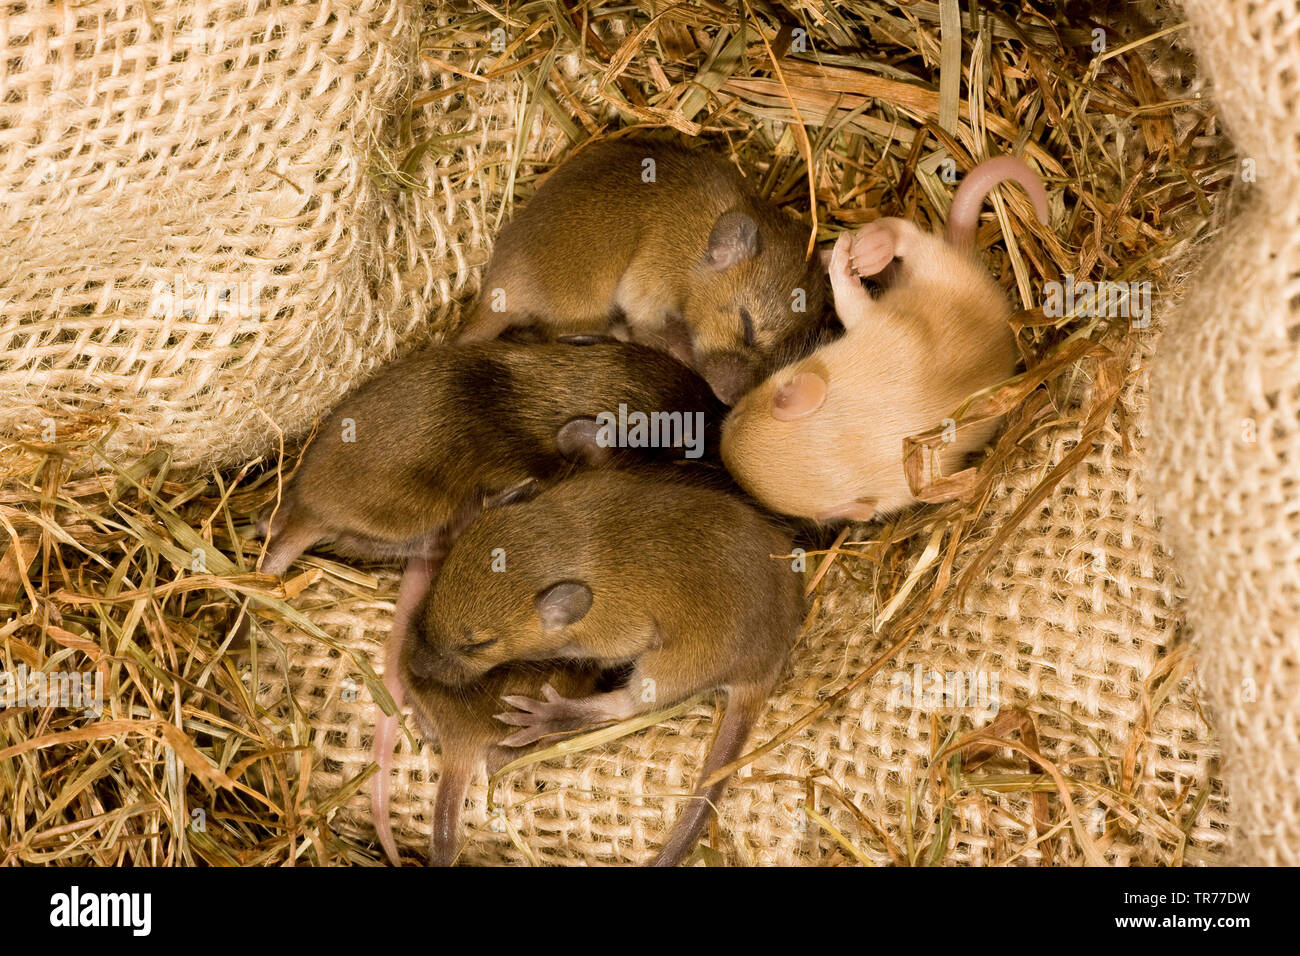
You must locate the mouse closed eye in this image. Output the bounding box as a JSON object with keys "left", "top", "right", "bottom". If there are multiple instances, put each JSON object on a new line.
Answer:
{"left": 739, "top": 307, "right": 756, "bottom": 347}
{"left": 457, "top": 139, "right": 827, "bottom": 404}
{"left": 407, "top": 618, "right": 510, "bottom": 686}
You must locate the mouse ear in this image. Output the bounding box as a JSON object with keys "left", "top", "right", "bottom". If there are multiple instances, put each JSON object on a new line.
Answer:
{"left": 771, "top": 371, "right": 827, "bottom": 420}
{"left": 535, "top": 581, "right": 593, "bottom": 631}
{"left": 556, "top": 417, "right": 612, "bottom": 465}
{"left": 706, "top": 210, "right": 760, "bottom": 271}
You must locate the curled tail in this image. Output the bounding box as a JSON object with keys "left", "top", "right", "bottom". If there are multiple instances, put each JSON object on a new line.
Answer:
{"left": 947, "top": 155, "right": 1049, "bottom": 249}
{"left": 371, "top": 711, "right": 403, "bottom": 865}
{"left": 371, "top": 613, "right": 409, "bottom": 865}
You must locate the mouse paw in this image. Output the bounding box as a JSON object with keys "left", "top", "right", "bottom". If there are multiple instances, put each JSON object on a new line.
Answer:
{"left": 847, "top": 221, "right": 897, "bottom": 278}
{"left": 828, "top": 234, "right": 879, "bottom": 324}
{"left": 495, "top": 683, "right": 599, "bottom": 748}
{"left": 828, "top": 235, "right": 860, "bottom": 307}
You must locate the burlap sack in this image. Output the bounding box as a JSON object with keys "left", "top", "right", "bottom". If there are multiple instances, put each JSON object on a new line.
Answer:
{"left": 259, "top": 333, "right": 1228, "bottom": 864}
{"left": 244, "top": 3, "right": 1226, "bottom": 863}
{"left": 6, "top": 0, "right": 1230, "bottom": 864}
{"left": 0, "top": 0, "right": 482, "bottom": 473}
{"left": 1145, "top": 0, "right": 1300, "bottom": 867}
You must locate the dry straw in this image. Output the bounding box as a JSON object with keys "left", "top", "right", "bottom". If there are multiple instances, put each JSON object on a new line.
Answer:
{"left": 2, "top": 0, "right": 1233, "bottom": 865}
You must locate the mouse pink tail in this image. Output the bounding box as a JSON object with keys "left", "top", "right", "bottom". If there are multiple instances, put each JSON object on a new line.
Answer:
{"left": 371, "top": 556, "right": 436, "bottom": 865}
{"left": 946, "top": 155, "right": 1049, "bottom": 249}
{"left": 651, "top": 682, "right": 768, "bottom": 867}
{"left": 372, "top": 615, "right": 409, "bottom": 865}
{"left": 371, "top": 708, "right": 403, "bottom": 865}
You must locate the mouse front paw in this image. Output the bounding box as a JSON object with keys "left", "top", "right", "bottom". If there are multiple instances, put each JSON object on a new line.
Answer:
{"left": 847, "top": 221, "right": 898, "bottom": 278}
{"left": 495, "top": 684, "right": 601, "bottom": 748}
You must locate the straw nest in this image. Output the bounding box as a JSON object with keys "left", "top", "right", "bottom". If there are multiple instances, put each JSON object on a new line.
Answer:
{"left": 1, "top": 0, "right": 1233, "bottom": 865}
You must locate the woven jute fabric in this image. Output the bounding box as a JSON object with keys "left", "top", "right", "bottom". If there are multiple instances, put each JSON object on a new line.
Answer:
{"left": 1145, "top": 0, "right": 1300, "bottom": 867}
{"left": 0, "top": 0, "right": 484, "bottom": 473}
{"left": 244, "top": 3, "right": 1229, "bottom": 865}
{"left": 5, "top": 0, "right": 1232, "bottom": 863}
{"left": 258, "top": 337, "right": 1228, "bottom": 863}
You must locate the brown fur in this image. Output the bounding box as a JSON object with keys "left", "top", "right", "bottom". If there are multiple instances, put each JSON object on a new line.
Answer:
{"left": 397, "top": 655, "right": 619, "bottom": 866}
{"left": 407, "top": 469, "right": 805, "bottom": 865}
{"left": 258, "top": 340, "right": 724, "bottom": 576}
{"left": 457, "top": 139, "right": 830, "bottom": 403}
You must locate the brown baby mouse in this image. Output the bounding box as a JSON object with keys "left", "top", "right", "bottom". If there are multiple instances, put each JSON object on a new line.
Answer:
{"left": 720, "top": 155, "right": 1049, "bottom": 523}
{"left": 256, "top": 340, "right": 725, "bottom": 580}
{"left": 372, "top": 555, "right": 629, "bottom": 867}
{"left": 404, "top": 468, "right": 805, "bottom": 867}
{"left": 456, "top": 138, "right": 831, "bottom": 404}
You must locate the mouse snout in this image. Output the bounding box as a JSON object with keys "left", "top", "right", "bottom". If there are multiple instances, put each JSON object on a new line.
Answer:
{"left": 406, "top": 640, "right": 449, "bottom": 681}
{"left": 698, "top": 350, "right": 759, "bottom": 405}
{"left": 407, "top": 636, "right": 483, "bottom": 687}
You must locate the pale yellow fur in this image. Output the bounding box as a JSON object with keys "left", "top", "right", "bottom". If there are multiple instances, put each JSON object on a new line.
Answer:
{"left": 722, "top": 218, "right": 1018, "bottom": 521}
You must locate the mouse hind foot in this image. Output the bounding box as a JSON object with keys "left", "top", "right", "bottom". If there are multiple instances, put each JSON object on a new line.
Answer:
{"left": 495, "top": 684, "right": 636, "bottom": 748}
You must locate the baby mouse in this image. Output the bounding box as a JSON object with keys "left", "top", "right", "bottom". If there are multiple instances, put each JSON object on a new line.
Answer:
{"left": 372, "top": 554, "right": 631, "bottom": 867}
{"left": 256, "top": 340, "right": 725, "bottom": 579}
{"left": 372, "top": 549, "right": 627, "bottom": 865}
{"left": 456, "top": 138, "right": 831, "bottom": 404}
{"left": 719, "top": 154, "right": 1049, "bottom": 523}
{"left": 405, "top": 468, "right": 805, "bottom": 866}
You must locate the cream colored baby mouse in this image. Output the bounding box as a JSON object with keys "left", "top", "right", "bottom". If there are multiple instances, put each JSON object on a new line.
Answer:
{"left": 721, "top": 156, "right": 1049, "bottom": 522}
